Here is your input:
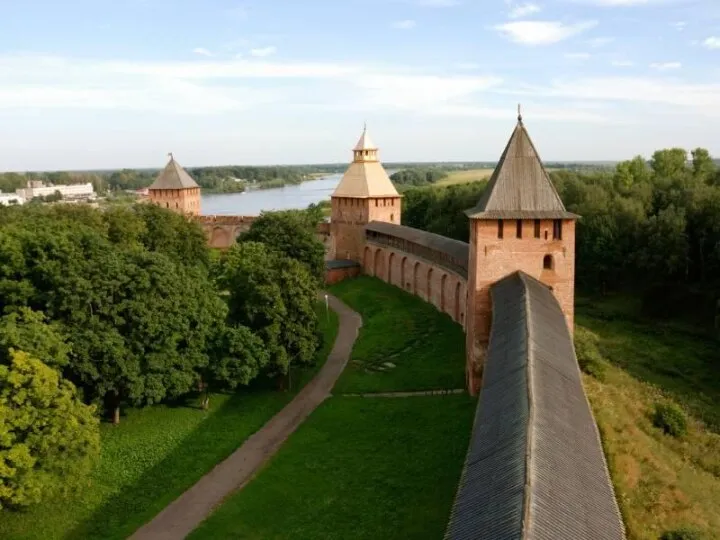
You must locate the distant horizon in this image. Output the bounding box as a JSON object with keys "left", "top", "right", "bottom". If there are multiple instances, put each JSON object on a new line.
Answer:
{"left": 1, "top": 159, "right": 627, "bottom": 175}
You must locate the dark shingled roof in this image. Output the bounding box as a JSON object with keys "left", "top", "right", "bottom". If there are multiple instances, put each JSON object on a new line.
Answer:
{"left": 365, "top": 221, "right": 469, "bottom": 267}
{"left": 445, "top": 271, "right": 624, "bottom": 540}
{"left": 149, "top": 156, "right": 200, "bottom": 190}
{"left": 466, "top": 117, "right": 578, "bottom": 220}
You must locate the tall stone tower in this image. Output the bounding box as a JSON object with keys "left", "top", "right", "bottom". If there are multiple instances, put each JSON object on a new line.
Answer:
{"left": 464, "top": 109, "right": 579, "bottom": 395}
{"left": 330, "top": 125, "right": 401, "bottom": 261}
{"left": 148, "top": 153, "right": 201, "bottom": 216}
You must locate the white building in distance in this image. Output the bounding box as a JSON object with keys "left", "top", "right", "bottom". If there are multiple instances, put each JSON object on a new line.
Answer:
{"left": 0, "top": 193, "right": 25, "bottom": 206}
{"left": 15, "top": 180, "right": 96, "bottom": 201}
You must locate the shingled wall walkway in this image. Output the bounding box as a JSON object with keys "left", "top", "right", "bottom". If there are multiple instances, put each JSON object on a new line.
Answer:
{"left": 130, "top": 294, "right": 362, "bottom": 540}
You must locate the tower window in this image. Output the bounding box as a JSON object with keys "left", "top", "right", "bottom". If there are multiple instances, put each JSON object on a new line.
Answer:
{"left": 553, "top": 219, "right": 563, "bottom": 240}
{"left": 375, "top": 200, "right": 378, "bottom": 207}
{"left": 543, "top": 254, "right": 553, "bottom": 270}
{"left": 534, "top": 219, "right": 541, "bottom": 238}
{"left": 497, "top": 220, "right": 504, "bottom": 239}
{"left": 516, "top": 220, "right": 522, "bottom": 239}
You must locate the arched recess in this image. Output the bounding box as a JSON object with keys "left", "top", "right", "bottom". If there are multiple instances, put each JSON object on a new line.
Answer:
{"left": 374, "top": 248, "right": 385, "bottom": 279}
{"left": 427, "top": 267, "right": 434, "bottom": 304}
{"left": 210, "top": 227, "right": 230, "bottom": 249}
{"left": 454, "top": 282, "right": 461, "bottom": 322}
{"left": 388, "top": 252, "right": 395, "bottom": 285}
{"left": 363, "top": 247, "right": 372, "bottom": 275}
{"left": 401, "top": 256, "right": 407, "bottom": 290}
{"left": 413, "top": 261, "right": 421, "bottom": 295}
{"left": 440, "top": 274, "right": 447, "bottom": 313}
{"left": 543, "top": 254, "right": 554, "bottom": 270}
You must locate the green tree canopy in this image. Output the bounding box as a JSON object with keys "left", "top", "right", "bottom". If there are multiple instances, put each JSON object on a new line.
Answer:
{"left": 239, "top": 210, "right": 326, "bottom": 282}
{"left": 0, "top": 351, "right": 100, "bottom": 509}
{"left": 217, "top": 241, "right": 319, "bottom": 379}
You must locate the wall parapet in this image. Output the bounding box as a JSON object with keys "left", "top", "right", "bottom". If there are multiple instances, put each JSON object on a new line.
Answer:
{"left": 196, "top": 215, "right": 257, "bottom": 226}
{"left": 365, "top": 221, "right": 469, "bottom": 279}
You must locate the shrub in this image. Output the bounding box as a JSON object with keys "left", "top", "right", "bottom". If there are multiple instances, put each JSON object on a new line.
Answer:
{"left": 652, "top": 402, "right": 688, "bottom": 438}
{"left": 573, "top": 326, "right": 607, "bottom": 380}
{"left": 660, "top": 527, "right": 703, "bottom": 540}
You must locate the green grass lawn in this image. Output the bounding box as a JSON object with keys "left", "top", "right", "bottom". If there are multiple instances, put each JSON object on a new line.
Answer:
{"left": 0, "top": 304, "right": 339, "bottom": 540}
{"left": 190, "top": 394, "right": 475, "bottom": 540}
{"left": 329, "top": 276, "right": 466, "bottom": 393}
{"left": 191, "top": 277, "right": 475, "bottom": 539}
{"left": 577, "top": 295, "right": 720, "bottom": 539}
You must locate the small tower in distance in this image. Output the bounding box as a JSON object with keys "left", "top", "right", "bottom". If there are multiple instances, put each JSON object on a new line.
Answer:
{"left": 330, "top": 125, "right": 401, "bottom": 262}
{"left": 464, "top": 106, "right": 579, "bottom": 395}
{"left": 148, "top": 153, "right": 201, "bottom": 216}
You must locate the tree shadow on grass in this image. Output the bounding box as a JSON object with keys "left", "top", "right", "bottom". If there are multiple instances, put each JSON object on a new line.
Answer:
{"left": 65, "top": 389, "right": 293, "bottom": 540}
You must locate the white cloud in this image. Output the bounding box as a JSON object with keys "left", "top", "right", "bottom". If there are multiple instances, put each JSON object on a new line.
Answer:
{"left": 586, "top": 36, "right": 614, "bottom": 47}
{"left": 650, "top": 61, "right": 681, "bottom": 70}
{"left": 393, "top": 19, "right": 417, "bottom": 29}
{"left": 703, "top": 37, "right": 720, "bottom": 49}
{"left": 494, "top": 20, "right": 598, "bottom": 45}
{"left": 250, "top": 46, "right": 277, "bottom": 57}
{"left": 0, "top": 53, "right": 505, "bottom": 118}
{"left": 565, "top": 52, "right": 591, "bottom": 60}
{"left": 518, "top": 76, "right": 720, "bottom": 113}
{"left": 672, "top": 21, "right": 686, "bottom": 31}
{"left": 509, "top": 2, "right": 541, "bottom": 18}
{"left": 611, "top": 59, "right": 634, "bottom": 67}
{"left": 192, "top": 48, "right": 213, "bottom": 57}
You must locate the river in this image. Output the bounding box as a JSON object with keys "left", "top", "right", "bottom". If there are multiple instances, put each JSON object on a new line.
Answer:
{"left": 201, "top": 174, "right": 342, "bottom": 216}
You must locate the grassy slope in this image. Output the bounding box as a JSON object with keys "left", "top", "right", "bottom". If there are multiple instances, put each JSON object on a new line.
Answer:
{"left": 577, "top": 296, "right": 720, "bottom": 539}
{"left": 329, "top": 276, "right": 466, "bottom": 393}
{"left": 0, "top": 304, "right": 339, "bottom": 540}
{"left": 190, "top": 277, "right": 476, "bottom": 539}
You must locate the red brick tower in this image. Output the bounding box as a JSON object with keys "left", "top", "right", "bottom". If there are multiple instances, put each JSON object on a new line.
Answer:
{"left": 148, "top": 153, "right": 201, "bottom": 216}
{"left": 330, "top": 125, "right": 401, "bottom": 262}
{"left": 464, "top": 107, "right": 579, "bottom": 395}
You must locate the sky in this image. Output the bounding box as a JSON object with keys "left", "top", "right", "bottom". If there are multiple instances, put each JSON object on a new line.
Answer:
{"left": 1, "top": 0, "right": 719, "bottom": 171}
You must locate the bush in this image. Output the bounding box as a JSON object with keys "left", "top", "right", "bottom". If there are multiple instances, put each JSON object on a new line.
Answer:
{"left": 660, "top": 527, "right": 703, "bottom": 540}
{"left": 652, "top": 403, "right": 688, "bottom": 438}
{"left": 574, "top": 326, "right": 607, "bottom": 380}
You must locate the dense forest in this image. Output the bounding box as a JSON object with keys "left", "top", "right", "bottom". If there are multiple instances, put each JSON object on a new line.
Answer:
{"left": 0, "top": 203, "right": 326, "bottom": 510}
{"left": 402, "top": 148, "right": 720, "bottom": 324}
{"left": 390, "top": 168, "right": 449, "bottom": 186}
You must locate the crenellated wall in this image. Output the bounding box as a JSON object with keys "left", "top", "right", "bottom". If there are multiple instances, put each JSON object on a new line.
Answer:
{"left": 362, "top": 222, "right": 469, "bottom": 329}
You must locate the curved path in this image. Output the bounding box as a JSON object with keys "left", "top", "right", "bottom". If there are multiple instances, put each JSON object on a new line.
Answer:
{"left": 130, "top": 294, "right": 362, "bottom": 540}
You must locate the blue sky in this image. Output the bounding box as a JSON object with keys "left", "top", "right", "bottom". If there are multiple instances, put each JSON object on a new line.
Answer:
{"left": 1, "top": 0, "right": 719, "bottom": 171}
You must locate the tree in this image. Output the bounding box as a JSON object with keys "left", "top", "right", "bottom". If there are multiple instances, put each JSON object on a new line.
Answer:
{"left": 0, "top": 308, "right": 69, "bottom": 368}
{"left": 650, "top": 148, "right": 689, "bottom": 178}
{"left": 691, "top": 148, "right": 716, "bottom": 183}
{"left": 239, "top": 210, "right": 326, "bottom": 282}
{"left": 217, "top": 242, "right": 319, "bottom": 381}
{"left": 0, "top": 351, "right": 100, "bottom": 509}
{"left": 201, "top": 324, "right": 269, "bottom": 409}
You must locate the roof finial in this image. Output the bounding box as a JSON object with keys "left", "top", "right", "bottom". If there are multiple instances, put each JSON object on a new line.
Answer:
{"left": 363, "top": 120, "right": 367, "bottom": 132}
{"left": 517, "top": 103, "right": 523, "bottom": 123}
{"left": 168, "top": 152, "right": 174, "bottom": 161}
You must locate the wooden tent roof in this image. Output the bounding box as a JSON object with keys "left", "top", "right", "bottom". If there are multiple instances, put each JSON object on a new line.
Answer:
{"left": 149, "top": 155, "right": 199, "bottom": 190}
{"left": 466, "top": 113, "right": 578, "bottom": 220}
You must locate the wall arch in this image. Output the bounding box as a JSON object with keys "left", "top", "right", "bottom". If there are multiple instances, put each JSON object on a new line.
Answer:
{"left": 363, "top": 247, "right": 373, "bottom": 275}
{"left": 454, "top": 281, "right": 461, "bottom": 322}
{"left": 441, "top": 274, "right": 448, "bottom": 313}
{"left": 427, "top": 267, "right": 434, "bottom": 304}
{"left": 374, "top": 248, "right": 385, "bottom": 279}
{"left": 413, "top": 261, "right": 421, "bottom": 295}
{"left": 388, "top": 252, "right": 396, "bottom": 286}
{"left": 401, "top": 256, "right": 408, "bottom": 290}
